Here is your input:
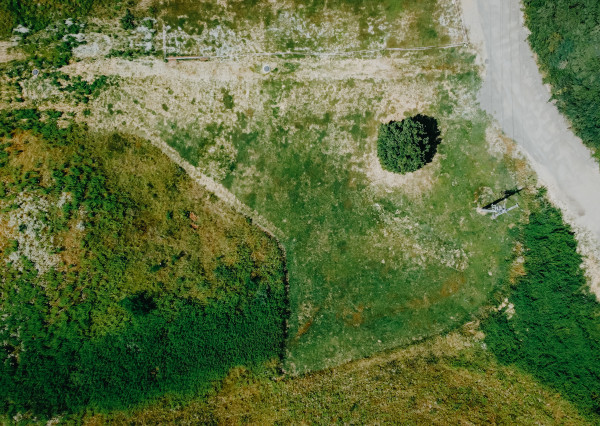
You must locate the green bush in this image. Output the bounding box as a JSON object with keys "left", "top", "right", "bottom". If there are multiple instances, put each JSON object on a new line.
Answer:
{"left": 376, "top": 114, "right": 440, "bottom": 174}
{"left": 120, "top": 8, "right": 136, "bottom": 30}
{"left": 483, "top": 192, "right": 600, "bottom": 418}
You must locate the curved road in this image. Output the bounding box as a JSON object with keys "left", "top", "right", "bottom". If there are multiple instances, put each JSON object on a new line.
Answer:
{"left": 461, "top": 0, "right": 600, "bottom": 246}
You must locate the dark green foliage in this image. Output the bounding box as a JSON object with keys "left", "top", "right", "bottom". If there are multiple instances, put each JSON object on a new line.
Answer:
{"left": 106, "top": 47, "right": 153, "bottom": 60}
{"left": 59, "top": 75, "right": 109, "bottom": 103}
{"left": 2, "top": 259, "right": 286, "bottom": 415}
{"left": 0, "top": 4, "right": 14, "bottom": 38}
{"left": 222, "top": 89, "right": 235, "bottom": 110}
{"left": 13, "top": 21, "right": 85, "bottom": 69}
{"left": 42, "top": 72, "right": 111, "bottom": 103}
{"left": 524, "top": 0, "right": 600, "bottom": 154}
{"left": 376, "top": 114, "right": 440, "bottom": 174}
{"left": 483, "top": 194, "right": 600, "bottom": 418}
{"left": 120, "top": 8, "right": 136, "bottom": 30}
{"left": 0, "top": 112, "right": 288, "bottom": 418}
{"left": 0, "top": 0, "right": 94, "bottom": 34}
{"left": 76, "top": 294, "right": 285, "bottom": 410}
{"left": 0, "top": 109, "right": 81, "bottom": 143}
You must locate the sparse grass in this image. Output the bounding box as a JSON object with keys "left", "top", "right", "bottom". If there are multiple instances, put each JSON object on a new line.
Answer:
{"left": 158, "top": 0, "right": 457, "bottom": 57}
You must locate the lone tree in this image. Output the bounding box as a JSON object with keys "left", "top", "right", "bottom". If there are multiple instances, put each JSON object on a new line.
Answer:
{"left": 377, "top": 114, "right": 440, "bottom": 174}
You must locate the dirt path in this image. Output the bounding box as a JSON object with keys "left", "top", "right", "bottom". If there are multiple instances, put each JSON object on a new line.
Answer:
{"left": 164, "top": 42, "right": 467, "bottom": 62}
{"left": 460, "top": 0, "right": 600, "bottom": 296}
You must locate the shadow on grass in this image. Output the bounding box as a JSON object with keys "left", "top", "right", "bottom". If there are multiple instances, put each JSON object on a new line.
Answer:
{"left": 482, "top": 187, "right": 524, "bottom": 210}
{"left": 412, "top": 114, "right": 441, "bottom": 165}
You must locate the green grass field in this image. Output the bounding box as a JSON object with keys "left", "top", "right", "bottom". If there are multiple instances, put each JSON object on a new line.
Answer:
{"left": 163, "top": 62, "right": 527, "bottom": 372}
{"left": 4, "top": 0, "right": 600, "bottom": 422}
{"left": 53, "top": 0, "right": 532, "bottom": 374}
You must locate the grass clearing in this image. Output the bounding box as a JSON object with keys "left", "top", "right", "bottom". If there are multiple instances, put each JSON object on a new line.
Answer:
{"left": 15, "top": 0, "right": 530, "bottom": 375}
{"left": 74, "top": 51, "right": 532, "bottom": 374}
{"left": 206, "top": 65, "right": 528, "bottom": 373}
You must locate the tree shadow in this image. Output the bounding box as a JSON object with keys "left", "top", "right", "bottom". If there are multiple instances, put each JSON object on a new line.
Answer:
{"left": 412, "top": 114, "right": 441, "bottom": 165}
{"left": 482, "top": 187, "right": 524, "bottom": 209}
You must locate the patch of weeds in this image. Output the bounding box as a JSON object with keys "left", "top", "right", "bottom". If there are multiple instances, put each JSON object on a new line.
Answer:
{"left": 222, "top": 89, "right": 234, "bottom": 110}
{"left": 281, "top": 62, "right": 300, "bottom": 74}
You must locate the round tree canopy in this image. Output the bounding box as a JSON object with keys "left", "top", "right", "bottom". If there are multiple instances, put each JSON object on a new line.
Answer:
{"left": 376, "top": 115, "right": 440, "bottom": 174}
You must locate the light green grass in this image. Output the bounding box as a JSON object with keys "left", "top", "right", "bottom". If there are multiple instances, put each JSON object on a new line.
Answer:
{"left": 159, "top": 52, "right": 528, "bottom": 373}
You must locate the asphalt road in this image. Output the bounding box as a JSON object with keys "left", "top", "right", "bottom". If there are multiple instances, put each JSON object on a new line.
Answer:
{"left": 461, "top": 0, "right": 600, "bottom": 244}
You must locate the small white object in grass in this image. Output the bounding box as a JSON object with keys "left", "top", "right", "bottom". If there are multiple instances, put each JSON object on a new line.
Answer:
{"left": 14, "top": 25, "right": 30, "bottom": 34}
{"left": 262, "top": 64, "right": 271, "bottom": 73}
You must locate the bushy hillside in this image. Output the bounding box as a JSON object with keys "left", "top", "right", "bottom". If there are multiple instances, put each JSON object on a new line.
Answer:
{"left": 0, "top": 0, "right": 128, "bottom": 37}
{"left": 0, "top": 110, "right": 287, "bottom": 419}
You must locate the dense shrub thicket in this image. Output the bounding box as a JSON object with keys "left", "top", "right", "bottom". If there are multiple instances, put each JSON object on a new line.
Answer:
{"left": 484, "top": 194, "right": 600, "bottom": 418}
{"left": 376, "top": 114, "right": 440, "bottom": 174}
{"left": 0, "top": 0, "right": 138, "bottom": 38}
{"left": 1, "top": 20, "right": 86, "bottom": 70}
{"left": 0, "top": 110, "right": 288, "bottom": 418}
{"left": 523, "top": 0, "right": 600, "bottom": 155}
